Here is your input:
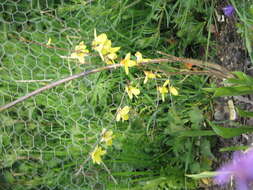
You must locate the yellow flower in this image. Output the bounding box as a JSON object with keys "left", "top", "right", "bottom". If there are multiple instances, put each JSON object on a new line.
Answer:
{"left": 46, "top": 38, "right": 52, "bottom": 45}
{"left": 125, "top": 85, "right": 140, "bottom": 99}
{"left": 101, "top": 130, "right": 115, "bottom": 146}
{"left": 158, "top": 86, "right": 168, "bottom": 102}
{"left": 116, "top": 106, "right": 130, "bottom": 121}
{"left": 135, "top": 51, "right": 150, "bottom": 64}
{"left": 169, "top": 86, "right": 179, "bottom": 96}
{"left": 120, "top": 53, "right": 137, "bottom": 75}
{"left": 91, "top": 146, "right": 106, "bottom": 165}
{"left": 70, "top": 41, "right": 89, "bottom": 64}
{"left": 92, "top": 33, "right": 108, "bottom": 60}
{"left": 92, "top": 33, "right": 108, "bottom": 51}
{"left": 162, "top": 79, "right": 179, "bottom": 96}
{"left": 104, "top": 46, "right": 120, "bottom": 64}
{"left": 101, "top": 39, "right": 112, "bottom": 55}
{"left": 163, "top": 79, "right": 170, "bottom": 87}
{"left": 92, "top": 31, "right": 120, "bottom": 64}
{"left": 143, "top": 71, "right": 156, "bottom": 84}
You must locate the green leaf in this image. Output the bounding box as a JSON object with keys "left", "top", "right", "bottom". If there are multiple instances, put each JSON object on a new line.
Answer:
{"left": 0, "top": 115, "right": 16, "bottom": 127}
{"left": 189, "top": 107, "right": 203, "bottom": 124}
{"left": 190, "top": 162, "right": 200, "bottom": 173}
{"left": 4, "top": 171, "right": 15, "bottom": 183}
{"left": 219, "top": 145, "right": 249, "bottom": 152}
{"left": 237, "top": 108, "right": 253, "bottom": 118}
{"left": 186, "top": 171, "right": 217, "bottom": 179}
{"left": 136, "top": 36, "right": 157, "bottom": 49}
{"left": 200, "top": 139, "right": 215, "bottom": 159}
{"left": 1, "top": 154, "right": 17, "bottom": 168}
{"left": 213, "top": 85, "right": 253, "bottom": 97}
{"left": 228, "top": 71, "right": 253, "bottom": 85}
{"left": 250, "top": 5, "right": 253, "bottom": 15}
{"left": 209, "top": 121, "right": 253, "bottom": 138}
{"left": 173, "top": 130, "right": 216, "bottom": 137}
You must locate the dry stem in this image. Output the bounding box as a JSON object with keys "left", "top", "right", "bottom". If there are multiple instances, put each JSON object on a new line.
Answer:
{"left": 0, "top": 56, "right": 232, "bottom": 112}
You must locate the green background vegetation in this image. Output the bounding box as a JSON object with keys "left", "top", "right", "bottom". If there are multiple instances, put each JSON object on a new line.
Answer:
{"left": 0, "top": 0, "right": 253, "bottom": 189}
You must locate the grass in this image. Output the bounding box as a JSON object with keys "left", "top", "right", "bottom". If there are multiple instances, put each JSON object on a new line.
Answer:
{"left": 230, "top": 0, "right": 253, "bottom": 63}
{"left": 0, "top": 0, "right": 253, "bottom": 189}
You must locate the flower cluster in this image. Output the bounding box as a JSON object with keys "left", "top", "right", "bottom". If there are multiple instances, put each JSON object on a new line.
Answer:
{"left": 120, "top": 53, "right": 137, "bottom": 75}
{"left": 101, "top": 130, "right": 115, "bottom": 146}
{"left": 116, "top": 106, "right": 130, "bottom": 122}
{"left": 125, "top": 85, "right": 140, "bottom": 100}
{"left": 91, "top": 146, "right": 106, "bottom": 165}
{"left": 70, "top": 41, "right": 89, "bottom": 64}
{"left": 67, "top": 32, "right": 180, "bottom": 165}
{"left": 158, "top": 79, "right": 178, "bottom": 102}
{"left": 92, "top": 31, "right": 120, "bottom": 65}
{"left": 144, "top": 71, "right": 160, "bottom": 84}
{"left": 91, "top": 129, "right": 115, "bottom": 165}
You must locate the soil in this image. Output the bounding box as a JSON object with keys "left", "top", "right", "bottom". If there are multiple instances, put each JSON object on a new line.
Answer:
{"left": 205, "top": 1, "right": 253, "bottom": 190}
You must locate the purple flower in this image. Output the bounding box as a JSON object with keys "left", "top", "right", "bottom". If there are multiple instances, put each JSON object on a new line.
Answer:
{"left": 214, "top": 149, "right": 253, "bottom": 190}
{"left": 222, "top": 5, "right": 235, "bottom": 17}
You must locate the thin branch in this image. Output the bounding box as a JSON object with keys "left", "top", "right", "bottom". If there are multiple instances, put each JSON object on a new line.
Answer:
{"left": 0, "top": 57, "right": 232, "bottom": 112}
{"left": 0, "top": 64, "right": 121, "bottom": 112}
{"left": 156, "top": 51, "right": 233, "bottom": 77}
{"left": 75, "top": 129, "right": 108, "bottom": 176}
{"left": 19, "top": 37, "right": 96, "bottom": 56}
{"left": 20, "top": 37, "right": 70, "bottom": 52}
{"left": 156, "top": 70, "right": 227, "bottom": 78}
{"left": 101, "top": 161, "right": 118, "bottom": 184}
{"left": 14, "top": 79, "right": 52, "bottom": 83}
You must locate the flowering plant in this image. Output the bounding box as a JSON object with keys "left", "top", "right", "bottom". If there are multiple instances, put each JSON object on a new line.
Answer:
{"left": 215, "top": 149, "right": 253, "bottom": 190}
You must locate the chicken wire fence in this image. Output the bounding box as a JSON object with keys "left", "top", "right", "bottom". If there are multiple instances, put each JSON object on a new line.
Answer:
{"left": 0, "top": 1, "right": 131, "bottom": 189}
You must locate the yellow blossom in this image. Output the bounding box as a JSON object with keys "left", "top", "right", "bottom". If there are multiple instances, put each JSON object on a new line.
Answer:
{"left": 70, "top": 41, "right": 89, "bottom": 64}
{"left": 92, "top": 31, "right": 120, "bottom": 64}
{"left": 158, "top": 86, "right": 168, "bottom": 102}
{"left": 92, "top": 33, "right": 108, "bottom": 51}
{"left": 116, "top": 106, "right": 130, "bottom": 122}
{"left": 125, "top": 85, "right": 140, "bottom": 99}
{"left": 91, "top": 145, "right": 106, "bottom": 165}
{"left": 101, "top": 39, "right": 112, "bottom": 55}
{"left": 104, "top": 46, "right": 120, "bottom": 64}
{"left": 120, "top": 53, "right": 137, "bottom": 75}
{"left": 143, "top": 71, "right": 157, "bottom": 84}
{"left": 46, "top": 38, "right": 52, "bottom": 45}
{"left": 92, "top": 33, "right": 108, "bottom": 60}
{"left": 101, "top": 130, "right": 115, "bottom": 146}
{"left": 163, "top": 79, "right": 170, "bottom": 87}
{"left": 162, "top": 79, "right": 179, "bottom": 96}
{"left": 169, "top": 86, "right": 179, "bottom": 96}
{"left": 135, "top": 51, "right": 150, "bottom": 64}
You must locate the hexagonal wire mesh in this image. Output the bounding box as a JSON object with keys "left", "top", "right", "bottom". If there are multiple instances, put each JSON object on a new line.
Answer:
{"left": 0, "top": 1, "right": 126, "bottom": 189}
{"left": 1, "top": 0, "right": 242, "bottom": 189}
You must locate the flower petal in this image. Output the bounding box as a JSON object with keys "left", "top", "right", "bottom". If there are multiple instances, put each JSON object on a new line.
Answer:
{"left": 214, "top": 169, "right": 232, "bottom": 185}
{"left": 169, "top": 86, "right": 179, "bottom": 96}
{"left": 236, "top": 179, "right": 249, "bottom": 190}
{"left": 163, "top": 79, "right": 170, "bottom": 87}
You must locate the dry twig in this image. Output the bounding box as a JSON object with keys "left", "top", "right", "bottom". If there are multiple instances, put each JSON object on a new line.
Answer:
{"left": 0, "top": 55, "right": 232, "bottom": 112}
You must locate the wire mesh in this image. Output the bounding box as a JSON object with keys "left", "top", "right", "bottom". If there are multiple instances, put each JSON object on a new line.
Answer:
{"left": 0, "top": 1, "right": 122, "bottom": 189}
{"left": 0, "top": 1, "right": 220, "bottom": 189}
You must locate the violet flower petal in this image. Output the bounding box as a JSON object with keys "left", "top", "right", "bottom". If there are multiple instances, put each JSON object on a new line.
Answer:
{"left": 214, "top": 164, "right": 233, "bottom": 185}
{"left": 214, "top": 149, "right": 253, "bottom": 190}
{"left": 236, "top": 179, "right": 249, "bottom": 190}
{"left": 222, "top": 5, "right": 235, "bottom": 17}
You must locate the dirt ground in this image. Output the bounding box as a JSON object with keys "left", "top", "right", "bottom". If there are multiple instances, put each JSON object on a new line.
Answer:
{"left": 205, "top": 1, "right": 253, "bottom": 190}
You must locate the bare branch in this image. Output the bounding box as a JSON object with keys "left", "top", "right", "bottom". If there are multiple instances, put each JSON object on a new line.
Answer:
{"left": 0, "top": 56, "right": 232, "bottom": 112}
{"left": 0, "top": 64, "right": 121, "bottom": 112}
